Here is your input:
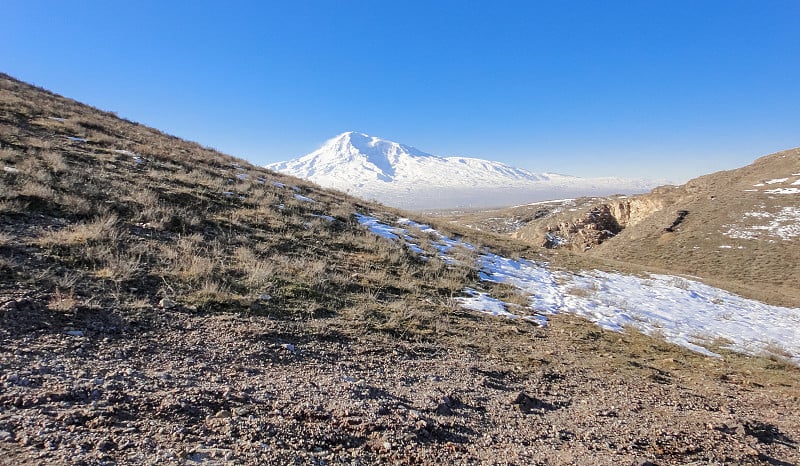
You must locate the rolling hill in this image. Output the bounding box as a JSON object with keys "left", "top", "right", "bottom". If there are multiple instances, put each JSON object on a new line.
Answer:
{"left": 507, "top": 149, "right": 800, "bottom": 307}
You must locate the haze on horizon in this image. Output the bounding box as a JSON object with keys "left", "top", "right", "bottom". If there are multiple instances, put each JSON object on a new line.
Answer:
{"left": 2, "top": 1, "right": 798, "bottom": 184}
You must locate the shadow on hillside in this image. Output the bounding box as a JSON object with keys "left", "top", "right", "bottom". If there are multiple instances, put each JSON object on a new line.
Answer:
{"left": 0, "top": 297, "right": 128, "bottom": 337}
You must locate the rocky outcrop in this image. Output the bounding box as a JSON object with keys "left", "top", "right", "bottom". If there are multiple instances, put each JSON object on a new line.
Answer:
{"left": 607, "top": 196, "right": 668, "bottom": 228}
{"left": 529, "top": 205, "right": 623, "bottom": 251}
{"left": 513, "top": 195, "right": 673, "bottom": 251}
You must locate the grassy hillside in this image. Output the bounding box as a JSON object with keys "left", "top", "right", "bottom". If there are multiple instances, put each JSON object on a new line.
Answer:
{"left": 1, "top": 73, "right": 799, "bottom": 465}
{"left": 490, "top": 152, "right": 800, "bottom": 308}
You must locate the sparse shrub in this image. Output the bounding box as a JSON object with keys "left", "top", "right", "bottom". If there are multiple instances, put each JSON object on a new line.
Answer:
{"left": 47, "top": 288, "right": 78, "bottom": 312}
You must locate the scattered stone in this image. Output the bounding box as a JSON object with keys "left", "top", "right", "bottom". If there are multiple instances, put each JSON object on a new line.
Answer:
{"left": 159, "top": 298, "right": 177, "bottom": 309}
{"left": 65, "top": 330, "right": 85, "bottom": 337}
{"left": 281, "top": 343, "right": 295, "bottom": 353}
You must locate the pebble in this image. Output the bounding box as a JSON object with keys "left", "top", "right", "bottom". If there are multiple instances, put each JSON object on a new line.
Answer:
{"left": 65, "top": 330, "right": 85, "bottom": 337}
{"left": 159, "top": 298, "right": 177, "bottom": 309}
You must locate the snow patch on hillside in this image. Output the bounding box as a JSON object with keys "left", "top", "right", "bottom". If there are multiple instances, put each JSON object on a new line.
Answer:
{"left": 723, "top": 207, "right": 800, "bottom": 241}
{"left": 356, "top": 213, "right": 800, "bottom": 365}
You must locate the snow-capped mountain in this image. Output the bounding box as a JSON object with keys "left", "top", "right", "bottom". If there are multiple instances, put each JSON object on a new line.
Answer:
{"left": 267, "top": 132, "right": 659, "bottom": 210}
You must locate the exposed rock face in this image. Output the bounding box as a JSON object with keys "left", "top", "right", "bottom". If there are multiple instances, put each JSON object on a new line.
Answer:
{"left": 514, "top": 196, "right": 672, "bottom": 251}
{"left": 534, "top": 205, "right": 623, "bottom": 251}
{"left": 607, "top": 196, "right": 669, "bottom": 228}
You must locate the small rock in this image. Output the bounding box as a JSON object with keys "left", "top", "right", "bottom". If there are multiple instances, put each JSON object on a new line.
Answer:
{"left": 0, "top": 430, "right": 13, "bottom": 442}
{"left": 159, "top": 298, "right": 177, "bottom": 309}
{"left": 96, "top": 437, "right": 116, "bottom": 452}
{"left": 214, "top": 410, "right": 232, "bottom": 419}
{"left": 435, "top": 403, "right": 453, "bottom": 416}
{"left": 65, "top": 330, "right": 85, "bottom": 337}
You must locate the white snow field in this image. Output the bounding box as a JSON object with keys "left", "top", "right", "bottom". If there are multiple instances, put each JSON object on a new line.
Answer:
{"left": 356, "top": 214, "right": 800, "bottom": 365}
{"left": 268, "top": 132, "right": 659, "bottom": 210}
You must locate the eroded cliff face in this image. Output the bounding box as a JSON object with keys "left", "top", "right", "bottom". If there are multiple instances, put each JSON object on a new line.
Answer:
{"left": 512, "top": 193, "right": 677, "bottom": 251}
{"left": 607, "top": 196, "right": 669, "bottom": 228}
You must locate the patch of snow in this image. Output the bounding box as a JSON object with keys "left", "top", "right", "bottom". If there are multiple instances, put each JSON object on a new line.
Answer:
{"left": 271, "top": 181, "right": 286, "bottom": 188}
{"left": 356, "top": 213, "right": 800, "bottom": 364}
{"left": 457, "top": 288, "right": 548, "bottom": 326}
{"left": 48, "top": 116, "right": 65, "bottom": 122}
{"left": 545, "top": 232, "right": 568, "bottom": 247}
{"left": 354, "top": 214, "right": 401, "bottom": 241}
{"left": 3, "top": 166, "right": 19, "bottom": 174}
{"left": 724, "top": 207, "right": 800, "bottom": 241}
{"left": 792, "top": 179, "right": 800, "bottom": 186}
{"left": 764, "top": 178, "right": 789, "bottom": 184}
{"left": 294, "top": 194, "right": 315, "bottom": 202}
{"left": 764, "top": 188, "right": 800, "bottom": 195}
{"left": 236, "top": 173, "right": 248, "bottom": 180}
{"left": 67, "top": 136, "right": 87, "bottom": 142}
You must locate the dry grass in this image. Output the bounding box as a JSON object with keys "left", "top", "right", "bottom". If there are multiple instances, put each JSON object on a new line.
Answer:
{"left": 47, "top": 287, "right": 79, "bottom": 312}
{"left": 36, "top": 214, "right": 120, "bottom": 247}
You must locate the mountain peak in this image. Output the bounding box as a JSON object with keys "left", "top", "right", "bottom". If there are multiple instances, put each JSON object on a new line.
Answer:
{"left": 322, "top": 131, "right": 433, "bottom": 161}
{"left": 267, "top": 133, "right": 658, "bottom": 209}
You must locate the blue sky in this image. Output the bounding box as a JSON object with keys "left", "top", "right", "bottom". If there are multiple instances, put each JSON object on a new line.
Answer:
{"left": 2, "top": 1, "right": 798, "bottom": 182}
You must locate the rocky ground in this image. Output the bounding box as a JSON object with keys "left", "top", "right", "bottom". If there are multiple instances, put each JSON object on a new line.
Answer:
{"left": 2, "top": 292, "right": 798, "bottom": 465}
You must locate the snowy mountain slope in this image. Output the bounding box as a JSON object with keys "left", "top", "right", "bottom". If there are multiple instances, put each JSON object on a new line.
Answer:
{"left": 267, "top": 132, "right": 658, "bottom": 210}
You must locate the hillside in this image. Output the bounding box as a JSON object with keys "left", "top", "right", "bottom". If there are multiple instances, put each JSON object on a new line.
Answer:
{"left": 507, "top": 151, "right": 800, "bottom": 307}
{"left": 2, "top": 73, "right": 800, "bottom": 465}
{"left": 268, "top": 132, "right": 657, "bottom": 210}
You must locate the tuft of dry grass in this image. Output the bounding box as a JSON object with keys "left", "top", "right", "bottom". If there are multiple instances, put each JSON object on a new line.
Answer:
{"left": 37, "top": 214, "right": 120, "bottom": 247}
{"left": 47, "top": 288, "right": 79, "bottom": 312}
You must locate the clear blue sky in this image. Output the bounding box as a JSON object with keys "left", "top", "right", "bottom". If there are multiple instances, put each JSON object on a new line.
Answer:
{"left": 3, "top": 1, "right": 798, "bottom": 182}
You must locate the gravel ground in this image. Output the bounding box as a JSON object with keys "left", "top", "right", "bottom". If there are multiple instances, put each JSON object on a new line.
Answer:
{"left": 1, "top": 292, "right": 798, "bottom": 465}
